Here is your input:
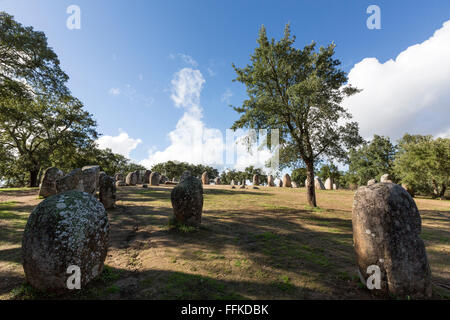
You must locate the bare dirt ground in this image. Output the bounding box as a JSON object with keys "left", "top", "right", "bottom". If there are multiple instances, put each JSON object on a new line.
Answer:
{"left": 0, "top": 185, "right": 449, "bottom": 300}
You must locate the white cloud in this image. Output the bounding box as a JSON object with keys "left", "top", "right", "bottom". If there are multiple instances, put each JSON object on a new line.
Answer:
{"left": 345, "top": 20, "right": 450, "bottom": 140}
{"left": 108, "top": 87, "right": 121, "bottom": 96}
{"left": 221, "top": 88, "right": 233, "bottom": 104}
{"left": 169, "top": 53, "right": 198, "bottom": 67}
{"left": 97, "top": 130, "right": 142, "bottom": 158}
{"left": 140, "top": 68, "right": 273, "bottom": 171}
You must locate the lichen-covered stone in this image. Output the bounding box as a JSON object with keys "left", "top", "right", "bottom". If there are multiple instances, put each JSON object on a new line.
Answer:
{"left": 253, "top": 175, "right": 259, "bottom": 186}
{"left": 126, "top": 172, "right": 137, "bottom": 186}
{"left": 39, "top": 167, "right": 64, "bottom": 198}
{"left": 201, "top": 172, "right": 209, "bottom": 185}
{"left": 56, "top": 169, "right": 84, "bottom": 193}
{"left": 325, "top": 177, "right": 333, "bottom": 190}
{"left": 149, "top": 172, "right": 160, "bottom": 186}
{"left": 352, "top": 183, "right": 432, "bottom": 299}
{"left": 143, "top": 170, "right": 152, "bottom": 184}
{"left": 22, "top": 190, "right": 109, "bottom": 293}
{"left": 99, "top": 172, "right": 116, "bottom": 209}
{"left": 283, "top": 174, "right": 292, "bottom": 188}
{"left": 82, "top": 165, "right": 100, "bottom": 194}
{"left": 171, "top": 172, "right": 203, "bottom": 227}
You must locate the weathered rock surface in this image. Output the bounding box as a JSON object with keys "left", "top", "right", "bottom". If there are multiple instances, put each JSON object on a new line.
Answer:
{"left": 125, "top": 172, "right": 137, "bottom": 186}
{"left": 99, "top": 172, "right": 116, "bottom": 209}
{"left": 201, "top": 172, "right": 209, "bottom": 185}
{"left": 267, "top": 175, "right": 275, "bottom": 187}
{"left": 367, "top": 179, "right": 377, "bottom": 186}
{"left": 170, "top": 172, "right": 203, "bottom": 227}
{"left": 283, "top": 174, "right": 292, "bottom": 188}
{"left": 22, "top": 190, "right": 109, "bottom": 293}
{"left": 114, "top": 173, "right": 124, "bottom": 183}
{"left": 143, "top": 170, "right": 152, "bottom": 184}
{"left": 56, "top": 169, "right": 84, "bottom": 193}
{"left": 82, "top": 165, "right": 100, "bottom": 195}
{"left": 39, "top": 167, "right": 64, "bottom": 198}
{"left": 325, "top": 177, "right": 333, "bottom": 190}
{"left": 253, "top": 175, "right": 259, "bottom": 186}
{"left": 149, "top": 172, "right": 160, "bottom": 186}
{"left": 380, "top": 173, "right": 392, "bottom": 183}
{"left": 401, "top": 183, "right": 415, "bottom": 197}
{"left": 352, "top": 183, "right": 432, "bottom": 299}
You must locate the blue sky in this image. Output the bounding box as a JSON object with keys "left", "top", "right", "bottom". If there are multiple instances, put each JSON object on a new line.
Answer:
{"left": 2, "top": 0, "right": 450, "bottom": 171}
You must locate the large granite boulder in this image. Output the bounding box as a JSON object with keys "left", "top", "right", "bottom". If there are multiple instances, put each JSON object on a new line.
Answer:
{"left": 201, "top": 172, "right": 209, "bottom": 185}
{"left": 126, "top": 172, "right": 137, "bottom": 186}
{"left": 283, "top": 174, "right": 292, "bottom": 188}
{"left": 114, "top": 173, "right": 124, "bottom": 183}
{"left": 252, "top": 175, "right": 259, "bottom": 186}
{"left": 170, "top": 172, "right": 203, "bottom": 227}
{"left": 143, "top": 170, "right": 152, "bottom": 184}
{"left": 267, "top": 175, "right": 275, "bottom": 187}
{"left": 352, "top": 183, "right": 432, "bottom": 298}
{"left": 99, "top": 172, "right": 116, "bottom": 209}
{"left": 325, "top": 177, "right": 333, "bottom": 190}
{"left": 149, "top": 172, "right": 160, "bottom": 186}
{"left": 56, "top": 169, "right": 84, "bottom": 193}
{"left": 81, "top": 165, "right": 100, "bottom": 195}
{"left": 39, "top": 167, "right": 64, "bottom": 198}
{"left": 22, "top": 190, "right": 109, "bottom": 293}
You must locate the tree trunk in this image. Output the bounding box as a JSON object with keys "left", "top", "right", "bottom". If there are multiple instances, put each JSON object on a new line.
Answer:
{"left": 306, "top": 161, "right": 317, "bottom": 207}
{"left": 29, "top": 170, "right": 39, "bottom": 188}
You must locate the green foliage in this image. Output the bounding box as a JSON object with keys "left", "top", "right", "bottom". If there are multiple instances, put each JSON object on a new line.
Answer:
{"left": 151, "top": 161, "right": 218, "bottom": 180}
{"left": 394, "top": 134, "right": 449, "bottom": 198}
{"left": 291, "top": 167, "right": 307, "bottom": 186}
{"left": 348, "top": 135, "right": 396, "bottom": 186}
{"left": 219, "top": 166, "right": 266, "bottom": 185}
{"left": 231, "top": 24, "right": 362, "bottom": 205}
{"left": 317, "top": 163, "right": 341, "bottom": 184}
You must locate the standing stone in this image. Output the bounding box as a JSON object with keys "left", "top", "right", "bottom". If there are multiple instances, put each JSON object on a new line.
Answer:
{"left": 333, "top": 183, "right": 337, "bottom": 190}
{"left": 114, "top": 173, "right": 124, "bottom": 183}
{"left": 143, "top": 170, "right": 152, "bottom": 184}
{"left": 214, "top": 177, "right": 221, "bottom": 185}
{"left": 125, "top": 172, "right": 137, "bottom": 186}
{"left": 292, "top": 181, "right": 298, "bottom": 188}
{"left": 56, "top": 168, "right": 84, "bottom": 193}
{"left": 159, "top": 175, "right": 168, "bottom": 184}
{"left": 230, "top": 179, "right": 235, "bottom": 186}
{"left": 172, "top": 177, "right": 179, "bottom": 183}
{"left": 314, "top": 177, "right": 325, "bottom": 190}
{"left": 201, "top": 172, "right": 209, "bottom": 185}
{"left": 283, "top": 174, "right": 292, "bottom": 188}
{"left": 277, "top": 179, "right": 283, "bottom": 187}
{"left": 115, "top": 181, "right": 125, "bottom": 187}
{"left": 99, "top": 172, "right": 116, "bottom": 209}
{"left": 352, "top": 183, "right": 432, "bottom": 299}
{"left": 253, "top": 175, "right": 259, "bottom": 186}
{"left": 240, "top": 180, "right": 246, "bottom": 189}
{"left": 170, "top": 172, "right": 203, "bottom": 227}
{"left": 267, "top": 175, "right": 275, "bottom": 187}
{"left": 401, "top": 183, "right": 415, "bottom": 197}
{"left": 82, "top": 165, "right": 100, "bottom": 195}
{"left": 149, "top": 172, "right": 160, "bottom": 186}
{"left": 380, "top": 174, "right": 392, "bottom": 183}
{"left": 367, "top": 179, "right": 377, "bottom": 186}
{"left": 325, "top": 177, "right": 334, "bottom": 190}
{"left": 133, "top": 170, "right": 142, "bottom": 184}
{"left": 39, "top": 167, "right": 64, "bottom": 198}
{"left": 22, "top": 190, "right": 109, "bottom": 293}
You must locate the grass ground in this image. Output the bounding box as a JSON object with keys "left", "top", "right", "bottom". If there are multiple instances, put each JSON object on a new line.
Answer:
{"left": 0, "top": 185, "right": 449, "bottom": 300}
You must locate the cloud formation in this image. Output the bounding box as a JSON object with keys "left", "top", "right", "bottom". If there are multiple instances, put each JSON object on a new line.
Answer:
{"left": 345, "top": 20, "right": 450, "bottom": 140}
{"left": 97, "top": 130, "right": 142, "bottom": 158}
